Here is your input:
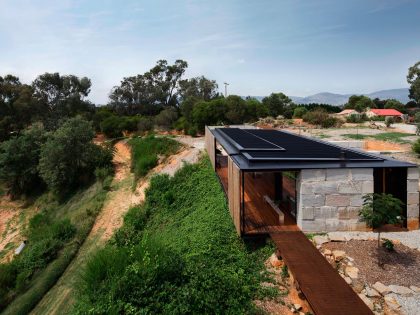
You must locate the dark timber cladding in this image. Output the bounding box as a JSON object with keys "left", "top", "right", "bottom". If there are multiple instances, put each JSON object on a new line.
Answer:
{"left": 271, "top": 232, "right": 372, "bottom": 315}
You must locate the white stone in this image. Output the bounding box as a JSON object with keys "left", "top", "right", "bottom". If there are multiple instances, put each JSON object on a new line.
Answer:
{"left": 332, "top": 250, "right": 346, "bottom": 261}
{"left": 344, "top": 276, "right": 352, "bottom": 285}
{"left": 407, "top": 179, "right": 419, "bottom": 192}
{"left": 362, "top": 181, "right": 374, "bottom": 194}
{"left": 325, "top": 194, "right": 350, "bottom": 207}
{"left": 407, "top": 167, "right": 419, "bottom": 180}
{"left": 326, "top": 169, "right": 349, "bottom": 181}
{"left": 350, "top": 195, "right": 364, "bottom": 207}
{"left": 351, "top": 168, "right": 373, "bottom": 181}
{"left": 372, "top": 282, "right": 391, "bottom": 295}
{"left": 329, "top": 234, "right": 347, "bottom": 242}
{"left": 301, "top": 169, "right": 326, "bottom": 181}
{"left": 302, "top": 194, "right": 325, "bottom": 207}
{"left": 315, "top": 206, "right": 337, "bottom": 219}
{"left": 302, "top": 207, "right": 315, "bottom": 220}
{"left": 313, "top": 235, "right": 329, "bottom": 245}
{"left": 388, "top": 285, "right": 413, "bottom": 296}
{"left": 313, "top": 182, "right": 338, "bottom": 194}
{"left": 293, "top": 304, "right": 302, "bottom": 311}
{"left": 407, "top": 204, "right": 419, "bottom": 218}
{"left": 358, "top": 294, "right": 374, "bottom": 310}
{"left": 409, "top": 285, "right": 420, "bottom": 293}
{"left": 365, "top": 287, "right": 380, "bottom": 297}
{"left": 384, "top": 295, "right": 401, "bottom": 310}
{"left": 338, "top": 181, "right": 362, "bottom": 194}
{"left": 407, "top": 192, "right": 419, "bottom": 205}
{"left": 323, "top": 249, "right": 332, "bottom": 255}
{"left": 345, "top": 266, "right": 359, "bottom": 279}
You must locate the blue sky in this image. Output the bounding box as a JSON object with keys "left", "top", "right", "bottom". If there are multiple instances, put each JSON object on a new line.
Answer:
{"left": 0, "top": 0, "right": 419, "bottom": 104}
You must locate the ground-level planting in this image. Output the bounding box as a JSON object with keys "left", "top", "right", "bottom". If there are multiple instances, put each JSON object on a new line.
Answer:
{"left": 0, "top": 180, "right": 110, "bottom": 315}
{"left": 73, "top": 157, "right": 274, "bottom": 314}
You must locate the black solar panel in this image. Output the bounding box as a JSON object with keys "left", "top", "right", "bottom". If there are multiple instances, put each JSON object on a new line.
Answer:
{"left": 219, "top": 128, "right": 381, "bottom": 161}
{"left": 220, "top": 128, "right": 284, "bottom": 151}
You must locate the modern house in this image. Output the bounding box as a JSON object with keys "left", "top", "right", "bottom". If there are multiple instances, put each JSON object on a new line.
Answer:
{"left": 205, "top": 126, "right": 419, "bottom": 236}
{"left": 366, "top": 108, "right": 403, "bottom": 119}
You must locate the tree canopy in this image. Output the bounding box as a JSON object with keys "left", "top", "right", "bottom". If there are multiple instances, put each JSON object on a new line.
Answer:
{"left": 262, "top": 93, "right": 294, "bottom": 117}
{"left": 407, "top": 61, "right": 420, "bottom": 104}
{"left": 344, "top": 95, "right": 375, "bottom": 112}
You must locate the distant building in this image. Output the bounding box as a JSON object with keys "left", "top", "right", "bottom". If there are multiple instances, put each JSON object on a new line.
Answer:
{"left": 336, "top": 109, "right": 358, "bottom": 117}
{"left": 366, "top": 108, "right": 403, "bottom": 118}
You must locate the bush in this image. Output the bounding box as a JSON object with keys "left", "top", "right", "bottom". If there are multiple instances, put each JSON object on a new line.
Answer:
{"left": 38, "top": 117, "right": 112, "bottom": 194}
{"left": 303, "top": 109, "right": 339, "bottom": 128}
{"left": 346, "top": 113, "right": 367, "bottom": 123}
{"left": 382, "top": 239, "right": 394, "bottom": 252}
{"left": 385, "top": 116, "right": 394, "bottom": 128}
{"left": 137, "top": 117, "right": 154, "bottom": 134}
{"left": 293, "top": 106, "right": 308, "bottom": 118}
{"left": 412, "top": 138, "right": 420, "bottom": 155}
{"left": 154, "top": 107, "right": 178, "bottom": 129}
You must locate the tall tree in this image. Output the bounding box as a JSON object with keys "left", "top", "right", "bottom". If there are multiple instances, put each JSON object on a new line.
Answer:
{"left": 109, "top": 60, "right": 188, "bottom": 115}
{"left": 344, "top": 95, "right": 375, "bottom": 112}
{"left": 262, "top": 93, "right": 294, "bottom": 117}
{"left": 32, "top": 73, "right": 93, "bottom": 129}
{"left": 407, "top": 61, "right": 420, "bottom": 104}
{"left": 178, "top": 76, "right": 218, "bottom": 101}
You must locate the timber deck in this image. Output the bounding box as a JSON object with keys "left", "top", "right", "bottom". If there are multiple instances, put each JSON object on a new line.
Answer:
{"left": 270, "top": 231, "right": 373, "bottom": 315}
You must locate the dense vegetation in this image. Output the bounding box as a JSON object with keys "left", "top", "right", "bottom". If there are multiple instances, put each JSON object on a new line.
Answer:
{"left": 0, "top": 180, "right": 110, "bottom": 314}
{"left": 73, "top": 158, "right": 273, "bottom": 314}
{"left": 129, "top": 135, "right": 181, "bottom": 180}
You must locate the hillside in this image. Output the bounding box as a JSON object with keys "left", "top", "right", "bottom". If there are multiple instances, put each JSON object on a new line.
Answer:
{"left": 246, "top": 88, "right": 410, "bottom": 105}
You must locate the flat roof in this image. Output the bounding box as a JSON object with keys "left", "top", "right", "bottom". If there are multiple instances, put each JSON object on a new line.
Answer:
{"left": 210, "top": 127, "right": 415, "bottom": 170}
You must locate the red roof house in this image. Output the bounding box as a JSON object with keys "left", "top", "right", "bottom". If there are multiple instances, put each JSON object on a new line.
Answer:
{"left": 366, "top": 109, "right": 403, "bottom": 118}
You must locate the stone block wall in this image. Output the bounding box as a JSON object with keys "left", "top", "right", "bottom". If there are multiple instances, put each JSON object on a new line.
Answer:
{"left": 296, "top": 168, "right": 374, "bottom": 232}
{"left": 407, "top": 167, "right": 419, "bottom": 230}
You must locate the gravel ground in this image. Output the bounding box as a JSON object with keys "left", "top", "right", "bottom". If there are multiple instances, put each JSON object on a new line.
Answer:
{"left": 390, "top": 293, "right": 420, "bottom": 315}
{"left": 322, "top": 240, "right": 420, "bottom": 287}
{"left": 328, "top": 230, "right": 420, "bottom": 251}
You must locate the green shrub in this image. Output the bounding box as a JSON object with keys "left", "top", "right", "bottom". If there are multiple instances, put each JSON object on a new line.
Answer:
{"left": 382, "top": 239, "right": 394, "bottom": 252}
{"left": 385, "top": 116, "right": 394, "bottom": 128}
{"left": 74, "top": 158, "right": 273, "bottom": 314}
{"left": 413, "top": 138, "right": 420, "bottom": 155}
{"left": 346, "top": 113, "right": 367, "bottom": 123}
{"left": 293, "top": 106, "right": 308, "bottom": 118}
{"left": 303, "top": 109, "right": 339, "bottom": 128}
{"left": 51, "top": 219, "right": 76, "bottom": 242}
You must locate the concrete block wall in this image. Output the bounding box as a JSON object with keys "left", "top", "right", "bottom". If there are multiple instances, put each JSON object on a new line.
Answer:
{"left": 407, "top": 167, "right": 419, "bottom": 230}
{"left": 296, "top": 168, "right": 374, "bottom": 232}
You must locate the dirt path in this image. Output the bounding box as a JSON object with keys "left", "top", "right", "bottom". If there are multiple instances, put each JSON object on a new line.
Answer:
{"left": 31, "top": 136, "right": 204, "bottom": 315}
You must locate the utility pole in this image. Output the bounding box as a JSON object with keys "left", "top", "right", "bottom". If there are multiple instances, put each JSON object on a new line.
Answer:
{"left": 224, "top": 82, "right": 229, "bottom": 97}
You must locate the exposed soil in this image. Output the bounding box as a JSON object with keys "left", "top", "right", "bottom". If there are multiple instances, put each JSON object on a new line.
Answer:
{"left": 323, "top": 240, "right": 420, "bottom": 287}
{"left": 31, "top": 136, "right": 204, "bottom": 315}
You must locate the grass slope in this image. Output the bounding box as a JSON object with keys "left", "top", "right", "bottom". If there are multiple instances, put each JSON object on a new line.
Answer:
{"left": 73, "top": 157, "right": 273, "bottom": 314}
{"left": 1, "top": 180, "right": 110, "bottom": 315}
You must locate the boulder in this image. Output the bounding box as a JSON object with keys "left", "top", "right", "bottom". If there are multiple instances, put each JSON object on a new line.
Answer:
{"left": 344, "top": 276, "right": 352, "bottom": 285}
{"left": 269, "top": 253, "right": 283, "bottom": 268}
{"left": 409, "top": 285, "right": 420, "bottom": 293}
{"left": 384, "top": 295, "right": 401, "bottom": 310}
{"left": 345, "top": 266, "right": 359, "bottom": 279}
{"left": 365, "top": 286, "right": 380, "bottom": 298}
{"left": 329, "top": 234, "right": 347, "bottom": 242}
{"left": 332, "top": 250, "right": 346, "bottom": 261}
{"left": 372, "top": 282, "right": 391, "bottom": 296}
{"left": 388, "top": 285, "right": 413, "bottom": 296}
{"left": 323, "top": 249, "right": 332, "bottom": 256}
{"left": 313, "top": 235, "right": 329, "bottom": 246}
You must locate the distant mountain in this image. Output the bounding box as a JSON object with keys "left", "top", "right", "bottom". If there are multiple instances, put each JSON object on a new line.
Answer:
{"left": 245, "top": 88, "right": 410, "bottom": 106}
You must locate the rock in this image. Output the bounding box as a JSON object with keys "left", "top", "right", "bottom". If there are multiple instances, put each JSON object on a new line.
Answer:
{"left": 260, "top": 282, "right": 276, "bottom": 288}
{"left": 384, "top": 295, "right": 401, "bottom": 310}
{"left": 372, "top": 282, "right": 391, "bottom": 295}
{"left": 345, "top": 266, "right": 359, "bottom": 279}
{"left": 365, "top": 286, "right": 381, "bottom": 297}
{"left": 344, "top": 276, "right": 352, "bottom": 285}
{"left": 358, "top": 293, "right": 374, "bottom": 310}
{"left": 332, "top": 250, "right": 346, "bottom": 261}
{"left": 410, "top": 285, "right": 420, "bottom": 293}
{"left": 269, "top": 253, "right": 282, "bottom": 268}
{"left": 323, "top": 249, "right": 332, "bottom": 256}
{"left": 347, "top": 256, "right": 354, "bottom": 262}
{"left": 329, "top": 234, "right": 347, "bottom": 242}
{"left": 293, "top": 304, "right": 302, "bottom": 311}
{"left": 352, "top": 280, "right": 364, "bottom": 293}
{"left": 347, "top": 261, "right": 354, "bottom": 266}
{"left": 388, "top": 285, "right": 413, "bottom": 296}
{"left": 313, "top": 235, "right": 329, "bottom": 245}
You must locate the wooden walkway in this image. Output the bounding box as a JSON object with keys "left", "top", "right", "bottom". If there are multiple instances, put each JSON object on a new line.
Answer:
{"left": 270, "top": 231, "right": 373, "bottom": 315}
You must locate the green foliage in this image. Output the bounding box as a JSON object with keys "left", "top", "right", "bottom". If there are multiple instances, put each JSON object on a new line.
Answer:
{"left": 382, "top": 239, "right": 394, "bottom": 252}
{"left": 262, "top": 93, "right": 294, "bottom": 117}
{"left": 38, "top": 117, "right": 113, "bottom": 194}
{"left": 384, "top": 116, "right": 394, "bottom": 128}
{"left": 0, "top": 124, "right": 47, "bottom": 197}
{"left": 100, "top": 115, "right": 141, "bottom": 138}
{"left": 412, "top": 138, "right": 420, "bottom": 155}
{"left": 344, "top": 95, "right": 375, "bottom": 112}
{"left": 129, "top": 136, "right": 181, "bottom": 180}
{"left": 359, "top": 193, "right": 404, "bottom": 230}
{"left": 302, "top": 109, "right": 339, "bottom": 128}
{"left": 384, "top": 99, "right": 405, "bottom": 113}
{"left": 293, "top": 106, "right": 308, "bottom": 118}
{"left": 74, "top": 158, "right": 272, "bottom": 314}
{"left": 342, "top": 133, "right": 368, "bottom": 140}
{"left": 407, "top": 61, "right": 420, "bottom": 103}
{"left": 373, "top": 132, "right": 412, "bottom": 143}
{"left": 281, "top": 265, "right": 289, "bottom": 279}
{"left": 154, "top": 107, "right": 178, "bottom": 129}
{"left": 346, "top": 113, "right": 367, "bottom": 123}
